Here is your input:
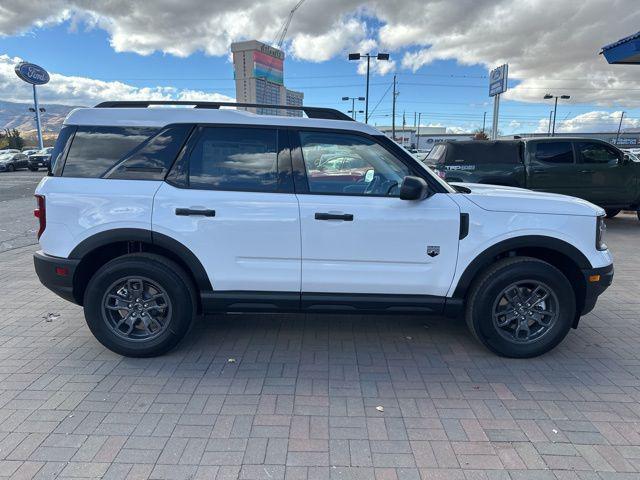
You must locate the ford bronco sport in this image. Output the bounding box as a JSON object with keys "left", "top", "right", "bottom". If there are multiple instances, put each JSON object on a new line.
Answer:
{"left": 34, "top": 101, "right": 613, "bottom": 358}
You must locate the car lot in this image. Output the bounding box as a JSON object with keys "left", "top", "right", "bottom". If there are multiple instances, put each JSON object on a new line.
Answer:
{"left": 0, "top": 170, "right": 44, "bottom": 253}
{"left": 0, "top": 172, "right": 639, "bottom": 478}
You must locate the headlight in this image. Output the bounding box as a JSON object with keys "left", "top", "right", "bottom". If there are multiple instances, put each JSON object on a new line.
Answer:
{"left": 596, "top": 215, "right": 607, "bottom": 251}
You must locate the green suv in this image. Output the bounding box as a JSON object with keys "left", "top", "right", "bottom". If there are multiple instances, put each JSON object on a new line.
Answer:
{"left": 430, "top": 138, "right": 640, "bottom": 219}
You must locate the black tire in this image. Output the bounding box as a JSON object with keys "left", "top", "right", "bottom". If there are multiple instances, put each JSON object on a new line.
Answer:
{"left": 637, "top": 210, "right": 640, "bottom": 222}
{"left": 28, "top": 166, "right": 38, "bottom": 171}
{"left": 83, "top": 253, "right": 196, "bottom": 357}
{"left": 605, "top": 209, "right": 621, "bottom": 218}
{"left": 465, "top": 257, "right": 575, "bottom": 358}
{"left": 7, "top": 164, "right": 14, "bottom": 172}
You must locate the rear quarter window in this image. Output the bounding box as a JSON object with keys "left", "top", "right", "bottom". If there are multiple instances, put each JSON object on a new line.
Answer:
{"left": 62, "top": 126, "right": 159, "bottom": 178}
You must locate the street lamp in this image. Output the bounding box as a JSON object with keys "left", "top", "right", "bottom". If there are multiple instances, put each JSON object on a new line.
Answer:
{"left": 341, "top": 96, "right": 365, "bottom": 121}
{"left": 348, "top": 52, "right": 390, "bottom": 123}
{"left": 544, "top": 94, "right": 570, "bottom": 137}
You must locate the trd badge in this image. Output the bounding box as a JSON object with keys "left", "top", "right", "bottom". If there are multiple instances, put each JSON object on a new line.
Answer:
{"left": 427, "top": 246, "right": 440, "bottom": 257}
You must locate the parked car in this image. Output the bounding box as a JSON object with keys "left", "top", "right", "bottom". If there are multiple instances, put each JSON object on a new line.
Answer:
{"left": 28, "top": 147, "right": 54, "bottom": 171}
{"left": 429, "top": 138, "right": 640, "bottom": 219}
{"left": 34, "top": 101, "right": 613, "bottom": 359}
{"left": 0, "top": 150, "right": 29, "bottom": 172}
{"left": 22, "top": 149, "right": 39, "bottom": 156}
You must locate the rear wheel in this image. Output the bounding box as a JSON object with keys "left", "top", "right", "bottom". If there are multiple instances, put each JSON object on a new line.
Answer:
{"left": 83, "top": 253, "right": 196, "bottom": 357}
{"left": 605, "top": 209, "right": 621, "bottom": 218}
{"left": 28, "top": 166, "right": 38, "bottom": 171}
{"left": 465, "top": 257, "right": 575, "bottom": 358}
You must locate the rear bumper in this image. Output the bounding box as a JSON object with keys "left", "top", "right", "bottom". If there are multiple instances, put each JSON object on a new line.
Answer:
{"left": 580, "top": 263, "right": 614, "bottom": 315}
{"left": 33, "top": 250, "right": 80, "bottom": 304}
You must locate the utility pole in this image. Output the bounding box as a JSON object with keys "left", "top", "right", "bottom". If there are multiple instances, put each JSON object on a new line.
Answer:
{"left": 417, "top": 112, "right": 422, "bottom": 150}
{"left": 391, "top": 75, "right": 397, "bottom": 139}
{"left": 615, "top": 111, "right": 625, "bottom": 145}
{"left": 482, "top": 112, "right": 486, "bottom": 135}
{"left": 413, "top": 112, "right": 416, "bottom": 128}
{"left": 548, "top": 111, "right": 553, "bottom": 135}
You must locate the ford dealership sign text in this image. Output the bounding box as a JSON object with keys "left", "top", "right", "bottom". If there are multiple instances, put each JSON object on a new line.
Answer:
{"left": 14, "top": 62, "right": 50, "bottom": 85}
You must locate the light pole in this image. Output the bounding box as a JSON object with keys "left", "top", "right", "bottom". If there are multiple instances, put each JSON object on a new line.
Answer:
{"left": 348, "top": 52, "right": 390, "bottom": 123}
{"left": 544, "top": 94, "right": 570, "bottom": 137}
{"left": 342, "top": 96, "right": 365, "bottom": 121}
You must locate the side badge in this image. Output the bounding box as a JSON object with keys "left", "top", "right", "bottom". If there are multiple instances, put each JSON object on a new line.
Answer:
{"left": 427, "top": 246, "right": 440, "bottom": 258}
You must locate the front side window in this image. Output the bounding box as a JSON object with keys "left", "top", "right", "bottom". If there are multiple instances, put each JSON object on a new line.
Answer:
{"left": 534, "top": 142, "right": 574, "bottom": 164}
{"left": 299, "top": 131, "right": 411, "bottom": 196}
{"left": 576, "top": 142, "right": 620, "bottom": 165}
{"left": 188, "top": 127, "right": 278, "bottom": 192}
{"left": 62, "top": 126, "right": 158, "bottom": 177}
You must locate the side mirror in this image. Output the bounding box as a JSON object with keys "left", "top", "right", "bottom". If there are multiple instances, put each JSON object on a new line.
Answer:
{"left": 623, "top": 154, "right": 631, "bottom": 164}
{"left": 399, "top": 176, "right": 429, "bottom": 201}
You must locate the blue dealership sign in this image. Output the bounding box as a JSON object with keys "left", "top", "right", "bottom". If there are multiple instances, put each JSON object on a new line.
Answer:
{"left": 489, "top": 64, "right": 508, "bottom": 97}
{"left": 14, "top": 62, "right": 50, "bottom": 85}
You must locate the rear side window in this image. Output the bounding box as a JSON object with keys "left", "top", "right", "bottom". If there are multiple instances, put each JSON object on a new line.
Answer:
{"left": 534, "top": 142, "right": 574, "bottom": 164}
{"left": 62, "top": 127, "right": 158, "bottom": 178}
{"left": 104, "top": 125, "right": 193, "bottom": 180}
{"left": 187, "top": 127, "right": 278, "bottom": 192}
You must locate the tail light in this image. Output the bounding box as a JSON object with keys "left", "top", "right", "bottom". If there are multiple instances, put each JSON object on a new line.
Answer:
{"left": 34, "top": 194, "right": 46, "bottom": 239}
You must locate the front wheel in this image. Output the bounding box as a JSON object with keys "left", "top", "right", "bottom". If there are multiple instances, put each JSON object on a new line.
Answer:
{"left": 465, "top": 257, "right": 575, "bottom": 358}
{"left": 7, "top": 164, "right": 14, "bottom": 172}
{"left": 28, "top": 166, "right": 38, "bottom": 171}
{"left": 83, "top": 253, "right": 196, "bottom": 357}
{"left": 605, "top": 209, "right": 620, "bottom": 218}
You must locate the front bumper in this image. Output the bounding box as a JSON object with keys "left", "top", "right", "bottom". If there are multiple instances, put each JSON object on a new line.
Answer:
{"left": 580, "top": 263, "right": 614, "bottom": 316}
{"left": 33, "top": 250, "right": 80, "bottom": 304}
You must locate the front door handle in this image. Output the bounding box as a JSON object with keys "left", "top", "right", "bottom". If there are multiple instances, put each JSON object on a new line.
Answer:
{"left": 580, "top": 169, "right": 594, "bottom": 174}
{"left": 175, "top": 208, "right": 216, "bottom": 217}
{"left": 315, "top": 212, "right": 354, "bottom": 221}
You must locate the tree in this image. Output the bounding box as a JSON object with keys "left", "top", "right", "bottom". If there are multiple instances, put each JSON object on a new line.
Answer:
{"left": 472, "top": 128, "right": 489, "bottom": 140}
{"left": 0, "top": 129, "right": 25, "bottom": 150}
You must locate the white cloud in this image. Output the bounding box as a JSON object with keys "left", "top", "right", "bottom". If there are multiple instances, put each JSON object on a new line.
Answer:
{"left": 535, "top": 110, "right": 640, "bottom": 134}
{"left": 291, "top": 18, "right": 367, "bottom": 62}
{"left": 0, "top": 54, "right": 234, "bottom": 106}
{"left": 1, "top": 0, "right": 640, "bottom": 106}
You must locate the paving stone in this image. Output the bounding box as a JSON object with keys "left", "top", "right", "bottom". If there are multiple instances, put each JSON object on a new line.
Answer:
{"left": 0, "top": 212, "right": 638, "bottom": 478}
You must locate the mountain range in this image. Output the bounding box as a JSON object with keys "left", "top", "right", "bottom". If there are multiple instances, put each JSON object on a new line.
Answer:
{"left": 0, "top": 100, "right": 78, "bottom": 144}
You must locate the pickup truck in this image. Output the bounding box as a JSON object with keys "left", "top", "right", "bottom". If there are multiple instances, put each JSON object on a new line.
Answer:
{"left": 429, "top": 138, "right": 640, "bottom": 219}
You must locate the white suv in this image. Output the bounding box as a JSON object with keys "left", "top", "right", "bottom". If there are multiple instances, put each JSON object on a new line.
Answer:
{"left": 34, "top": 101, "right": 613, "bottom": 358}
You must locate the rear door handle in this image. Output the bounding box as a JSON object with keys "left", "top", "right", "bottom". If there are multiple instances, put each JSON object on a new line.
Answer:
{"left": 315, "top": 212, "right": 354, "bottom": 221}
{"left": 175, "top": 208, "right": 216, "bottom": 217}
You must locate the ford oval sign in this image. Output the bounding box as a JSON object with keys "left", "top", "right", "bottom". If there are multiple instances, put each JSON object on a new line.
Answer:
{"left": 14, "top": 62, "right": 50, "bottom": 85}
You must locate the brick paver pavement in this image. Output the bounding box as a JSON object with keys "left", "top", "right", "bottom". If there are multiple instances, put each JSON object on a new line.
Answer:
{"left": 0, "top": 213, "right": 638, "bottom": 479}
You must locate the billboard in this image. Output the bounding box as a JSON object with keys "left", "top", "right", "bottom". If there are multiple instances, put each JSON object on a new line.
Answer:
{"left": 489, "top": 64, "right": 508, "bottom": 96}
{"left": 253, "top": 51, "right": 283, "bottom": 85}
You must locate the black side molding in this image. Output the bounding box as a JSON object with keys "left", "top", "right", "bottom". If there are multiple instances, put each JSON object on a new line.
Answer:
{"left": 459, "top": 213, "right": 469, "bottom": 240}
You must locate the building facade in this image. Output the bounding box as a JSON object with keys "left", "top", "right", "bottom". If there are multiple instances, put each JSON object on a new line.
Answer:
{"left": 231, "top": 40, "right": 304, "bottom": 117}
{"left": 377, "top": 126, "right": 476, "bottom": 150}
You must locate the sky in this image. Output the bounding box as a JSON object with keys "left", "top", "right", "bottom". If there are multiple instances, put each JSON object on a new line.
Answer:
{"left": 1, "top": 0, "right": 639, "bottom": 135}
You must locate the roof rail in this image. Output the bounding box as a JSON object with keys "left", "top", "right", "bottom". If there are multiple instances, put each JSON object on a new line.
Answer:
{"left": 93, "top": 101, "right": 353, "bottom": 121}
